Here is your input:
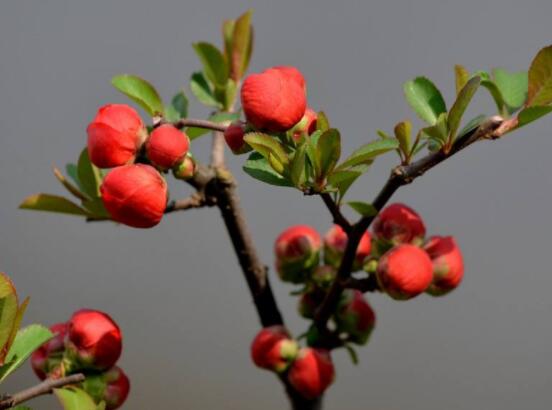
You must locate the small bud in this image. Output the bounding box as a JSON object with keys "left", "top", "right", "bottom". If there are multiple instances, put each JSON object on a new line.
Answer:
{"left": 241, "top": 66, "right": 307, "bottom": 132}
{"left": 145, "top": 124, "right": 190, "bottom": 170}
{"left": 30, "top": 322, "right": 68, "bottom": 380}
{"left": 311, "top": 265, "right": 337, "bottom": 289}
{"left": 103, "top": 366, "right": 131, "bottom": 410}
{"left": 298, "top": 291, "right": 324, "bottom": 319}
{"left": 288, "top": 348, "right": 335, "bottom": 399}
{"left": 274, "top": 225, "right": 321, "bottom": 283}
{"left": 87, "top": 104, "right": 146, "bottom": 168}
{"left": 172, "top": 154, "right": 196, "bottom": 180}
{"left": 376, "top": 244, "right": 433, "bottom": 300}
{"left": 224, "top": 122, "right": 251, "bottom": 154}
{"left": 67, "top": 309, "right": 122, "bottom": 371}
{"left": 323, "top": 225, "right": 371, "bottom": 271}
{"left": 424, "top": 236, "right": 464, "bottom": 296}
{"left": 372, "top": 203, "right": 426, "bottom": 245}
{"left": 101, "top": 164, "right": 168, "bottom": 228}
{"left": 335, "top": 290, "right": 376, "bottom": 345}
{"left": 251, "top": 326, "right": 298, "bottom": 373}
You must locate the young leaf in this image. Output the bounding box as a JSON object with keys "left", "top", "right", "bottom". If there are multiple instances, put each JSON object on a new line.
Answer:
{"left": 481, "top": 79, "right": 506, "bottom": 115}
{"left": 53, "top": 168, "right": 90, "bottom": 202}
{"left": 316, "top": 111, "right": 330, "bottom": 132}
{"left": 224, "top": 78, "right": 238, "bottom": 110}
{"left": 192, "top": 42, "right": 229, "bottom": 88}
{"left": 164, "top": 91, "right": 189, "bottom": 122}
{"left": 243, "top": 153, "right": 293, "bottom": 187}
{"left": 54, "top": 387, "right": 98, "bottom": 410}
{"left": 243, "top": 133, "right": 289, "bottom": 166}
{"left": 0, "top": 273, "right": 18, "bottom": 359}
{"left": 19, "top": 194, "right": 90, "bottom": 217}
{"left": 65, "top": 164, "right": 82, "bottom": 190}
{"left": 454, "top": 65, "right": 470, "bottom": 95}
{"left": 222, "top": 19, "right": 236, "bottom": 64}
{"left": 394, "top": 120, "right": 412, "bottom": 156}
{"left": 492, "top": 68, "right": 528, "bottom": 113}
{"left": 516, "top": 106, "right": 552, "bottom": 129}
{"left": 336, "top": 139, "right": 399, "bottom": 171}
{"left": 0, "top": 325, "right": 53, "bottom": 382}
{"left": 328, "top": 163, "right": 371, "bottom": 200}
{"left": 347, "top": 201, "right": 377, "bottom": 217}
{"left": 403, "top": 76, "right": 447, "bottom": 124}
{"left": 527, "top": 45, "right": 552, "bottom": 107}
{"left": 457, "top": 114, "right": 487, "bottom": 138}
{"left": 111, "top": 74, "right": 164, "bottom": 116}
{"left": 448, "top": 75, "right": 481, "bottom": 141}
{"left": 290, "top": 144, "right": 307, "bottom": 187}
{"left": 190, "top": 72, "right": 223, "bottom": 108}
{"left": 422, "top": 112, "right": 448, "bottom": 148}
{"left": 230, "top": 9, "right": 254, "bottom": 80}
{"left": 77, "top": 149, "right": 102, "bottom": 198}
{"left": 317, "top": 129, "right": 341, "bottom": 178}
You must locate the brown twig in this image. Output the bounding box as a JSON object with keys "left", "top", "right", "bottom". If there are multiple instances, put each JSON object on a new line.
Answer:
{"left": 165, "top": 193, "right": 209, "bottom": 213}
{"left": 313, "top": 116, "right": 508, "bottom": 341}
{"left": 0, "top": 373, "right": 85, "bottom": 409}
{"left": 320, "top": 193, "right": 351, "bottom": 231}
{"left": 173, "top": 118, "right": 229, "bottom": 132}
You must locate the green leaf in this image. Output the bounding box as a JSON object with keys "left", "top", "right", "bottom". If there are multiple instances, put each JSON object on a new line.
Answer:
{"left": 527, "top": 45, "right": 552, "bottom": 106}
{"left": 458, "top": 114, "right": 487, "bottom": 138}
{"left": 347, "top": 201, "right": 377, "bottom": 217}
{"left": 243, "top": 153, "right": 293, "bottom": 187}
{"left": 53, "top": 167, "right": 90, "bottom": 202}
{"left": 336, "top": 139, "right": 399, "bottom": 171}
{"left": 448, "top": 75, "right": 481, "bottom": 141}
{"left": 12, "top": 406, "right": 32, "bottom": 410}
{"left": 516, "top": 106, "right": 552, "bottom": 128}
{"left": 492, "top": 68, "right": 528, "bottom": 113}
{"left": 243, "top": 133, "right": 289, "bottom": 166}
{"left": 164, "top": 91, "right": 189, "bottom": 122}
{"left": 111, "top": 74, "right": 164, "bottom": 116}
{"left": 0, "top": 325, "right": 53, "bottom": 382}
{"left": 403, "top": 76, "right": 447, "bottom": 124}
{"left": 192, "top": 42, "right": 229, "bottom": 88}
{"left": 77, "top": 149, "right": 102, "bottom": 199}
{"left": 54, "top": 387, "right": 98, "bottom": 410}
{"left": 65, "top": 164, "right": 82, "bottom": 190}
{"left": 19, "top": 194, "right": 90, "bottom": 217}
{"left": 394, "top": 120, "right": 412, "bottom": 155}
{"left": 230, "top": 9, "right": 254, "bottom": 80}
{"left": 190, "top": 72, "right": 223, "bottom": 108}
{"left": 82, "top": 374, "right": 107, "bottom": 403}
{"left": 328, "top": 164, "right": 371, "bottom": 200}
{"left": 0, "top": 273, "right": 18, "bottom": 359}
{"left": 222, "top": 19, "right": 236, "bottom": 64}
{"left": 422, "top": 112, "right": 448, "bottom": 147}
{"left": 454, "top": 65, "right": 470, "bottom": 95}
{"left": 82, "top": 198, "right": 110, "bottom": 220}
{"left": 481, "top": 79, "right": 506, "bottom": 115}
{"left": 316, "top": 111, "right": 330, "bottom": 132}
{"left": 185, "top": 112, "right": 239, "bottom": 140}
{"left": 290, "top": 144, "right": 307, "bottom": 187}
{"left": 317, "top": 129, "right": 341, "bottom": 178}
{"left": 224, "top": 78, "right": 238, "bottom": 110}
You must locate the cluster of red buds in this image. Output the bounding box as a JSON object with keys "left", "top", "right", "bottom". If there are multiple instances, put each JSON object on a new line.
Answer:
{"left": 270, "top": 203, "right": 464, "bottom": 366}
{"left": 30, "top": 309, "right": 129, "bottom": 409}
{"left": 87, "top": 104, "right": 195, "bottom": 228}
{"left": 223, "top": 65, "right": 319, "bottom": 154}
{"left": 251, "top": 326, "right": 334, "bottom": 399}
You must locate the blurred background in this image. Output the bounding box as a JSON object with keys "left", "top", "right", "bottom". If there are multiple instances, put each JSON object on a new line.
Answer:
{"left": 1, "top": 0, "right": 551, "bottom": 409}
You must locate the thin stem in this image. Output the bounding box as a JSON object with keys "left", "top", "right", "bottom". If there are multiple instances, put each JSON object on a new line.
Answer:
{"left": 0, "top": 373, "right": 85, "bottom": 409}
{"left": 165, "top": 193, "right": 209, "bottom": 213}
{"left": 320, "top": 193, "right": 351, "bottom": 231}
{"left": 173, "top": 118, "right": 228, "bottom": 133}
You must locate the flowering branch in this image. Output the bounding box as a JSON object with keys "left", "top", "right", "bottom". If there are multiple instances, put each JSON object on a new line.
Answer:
{"left": 0, "top": 374, "right": 85, "bottom": 410}
{"left": 313, "top": 115, "right": 511, "bottom": 338}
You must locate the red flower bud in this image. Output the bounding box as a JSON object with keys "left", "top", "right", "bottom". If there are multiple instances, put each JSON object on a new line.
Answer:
{"left": 100, "top": 164, "right": 167, "bottom": 228}
{"left": 288, "top": 348, "right": 335, "bottom": 399}
{"left": 373, "top": 203, "right": 426, "bottom": 244}
{"left": 298, "top": 291, "right": 323, "bottom": 319}
{"left": 335, "top": 290, "right": 376, "bottom": 345}
{"left": 251, "top": 326, "right": 298, "bottom": 373}
{"left": 376, "top": 244, "right": 433, "bottom": 300}
{"left": 67, "top": 309, "right": 122, "bottom": 371}
{"left": 424, "top": 236, "right": 464, "bottom": 296}
{"left": 145, "top": 124, "right": 190, "bottom": 170}
{"left": 87, "top": 104, "right": 146, "bottom": 168}
{"left": 224, "top": 122, "right": 251, "bottom": 154}
{"left": 103, "top": 366, "right": 130, "bottom": 410}
{"left": 172, "top": 154, "right": 196, "bottom": 180}
{"left": 241, "top": 66, "right": 307, "bottom": 132}
{"left": 323, "top": 225, "right": 371, "bottom": 270}
{"left": 292, "top": 108, "right": 318, "bottom": 141}
{"left": 275, "top": 225, "right": 321, "bottom": 283}
{"left": 31, "top": 322, "right": 68, "bottom": 380}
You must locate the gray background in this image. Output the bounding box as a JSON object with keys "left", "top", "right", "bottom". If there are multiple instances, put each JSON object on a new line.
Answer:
{"left": 1, "top": 0, "right": 551, "bottom": 409}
